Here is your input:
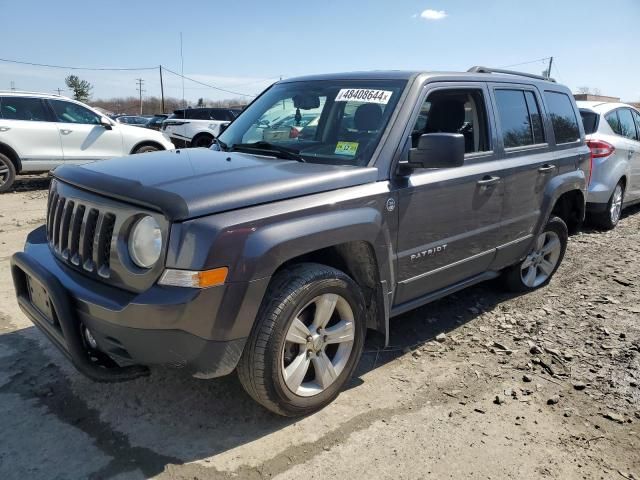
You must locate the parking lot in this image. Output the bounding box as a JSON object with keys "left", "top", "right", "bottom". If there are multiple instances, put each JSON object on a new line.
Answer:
{"left": 0, "top": 176, "right": 637, "bottom": 479}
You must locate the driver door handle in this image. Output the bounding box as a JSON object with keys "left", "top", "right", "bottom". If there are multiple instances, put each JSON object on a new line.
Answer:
{"left": 477, "top": 175, "right": 500, "bottom": 187}
{"left": 477, "top": 175, "right": 500, "bottom": 192}
{"left": 538, "top": 164, "right": 557, "bottom": 174}
{"left": 60, "top": 129, "right": 73, "bottom": 135}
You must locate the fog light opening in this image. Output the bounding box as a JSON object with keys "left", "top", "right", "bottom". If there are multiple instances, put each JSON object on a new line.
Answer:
{"left": 83, "top": 326, "right": 98, "bottom": 350}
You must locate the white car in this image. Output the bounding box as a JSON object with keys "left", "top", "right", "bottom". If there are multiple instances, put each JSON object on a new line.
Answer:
{"left": 0, "top": 91, "right": 174, "bottom": 192}
{"left": 161, "top": 107, "right": 241, "bottom": 148}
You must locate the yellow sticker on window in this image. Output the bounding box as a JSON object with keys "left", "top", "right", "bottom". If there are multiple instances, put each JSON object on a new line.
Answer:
{"left": 335, "top": 141, "right": 359, "bottom": 156}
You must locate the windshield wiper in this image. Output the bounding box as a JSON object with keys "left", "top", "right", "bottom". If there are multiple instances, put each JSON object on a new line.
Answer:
{"left": 229, "top": 141, "right": 305, "bottom": 162}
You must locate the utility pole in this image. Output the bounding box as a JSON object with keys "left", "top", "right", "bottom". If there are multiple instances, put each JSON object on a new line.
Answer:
{"left": 136, "top": 78, "right": 145, "bottom": 115}
{"left": 546, "top": 57, "right": 553, "bottom": 79}
{"left": 159, "top": 65, "right": 165, "bottom": 113}
{"left": 56, "top": 88, "right": 63, "bottom": 95}
{"left": 10, "top": 81, "right": 15, "bottom": 91}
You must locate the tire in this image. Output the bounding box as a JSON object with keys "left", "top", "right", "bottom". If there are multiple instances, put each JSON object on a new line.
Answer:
{"left": 237, "top": 263, "right": 366, "bottom": 416}
{"left": 502, "top": 216, "right": 568, "bottom": 293}
{"left": 191, "top": 134, "right": 213, "bottom": 148}
{"left": 133, "top": 145, "right": 160, "bottom": 154}
{"left": 590, "top": 181, "right": 624, "bottom": 230}
{"left": 0, "top": 153, "right": 17, "bottom": 193}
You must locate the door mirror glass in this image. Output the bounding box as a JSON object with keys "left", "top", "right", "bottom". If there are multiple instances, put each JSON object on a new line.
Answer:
{"left": 408, "top": 133, "right": 465, "bottom": 169}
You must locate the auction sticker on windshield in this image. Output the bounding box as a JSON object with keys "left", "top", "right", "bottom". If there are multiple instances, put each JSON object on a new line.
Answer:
{"left": 335, "top": 89, "right": 393, "bottom": 104}
{"left": 335, "top": 141, "right": 359, "bottom": 156}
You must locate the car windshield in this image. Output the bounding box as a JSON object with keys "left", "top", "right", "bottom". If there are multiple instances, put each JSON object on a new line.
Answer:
{"left": 217, "top": 79, "right": 407, "bottom": 166}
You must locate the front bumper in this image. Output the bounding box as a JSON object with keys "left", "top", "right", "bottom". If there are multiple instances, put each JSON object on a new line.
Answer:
{"left": 11, "top": 226, "right": 267, "bottom": 382}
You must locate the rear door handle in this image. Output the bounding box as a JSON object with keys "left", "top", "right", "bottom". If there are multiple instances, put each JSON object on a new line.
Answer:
{"left": 477, "top": 175, "right": 500, "bottom": 188}
{"left": 538, "top": 164, "right": 557, "bottom": 174}
{"left": 60, "top": 129, "right": 73, "bottom": 135}
{"left": 0, "top": 126, "right": 9, "bottom": 132}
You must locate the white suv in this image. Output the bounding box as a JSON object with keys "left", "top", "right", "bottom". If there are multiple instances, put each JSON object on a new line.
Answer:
{"left": 0, "top": 92, "right": 174, "bottom": 192}
{"left": 161, "top": 107, "right": 241, "bottom": 148}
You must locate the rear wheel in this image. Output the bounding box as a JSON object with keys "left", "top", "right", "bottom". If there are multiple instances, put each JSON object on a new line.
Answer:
{"left": 502, "top": 216, "right": 568, "bottom": 293}
{"left": 591, "top": 181, "right": 624, "bottom": 230}
{"left": 191, "top": 134, "right": 214, "bottom": 148}
{"left": 0, "top": 153, "right": 17, "bottom": 193}
{"left": 237, "top": 263, "right": 366, "bottom": 416}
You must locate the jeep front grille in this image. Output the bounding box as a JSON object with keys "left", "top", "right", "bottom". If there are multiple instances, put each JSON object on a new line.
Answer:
{"left": 47, "top": 190, "right": 116, "bottom": 278}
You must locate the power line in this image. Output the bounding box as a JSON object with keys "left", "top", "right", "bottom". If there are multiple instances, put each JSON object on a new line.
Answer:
{"left": 500, "top": 57, "right": 552, "bottom": 69}
{"left": 161, "top": 65, "right": 257, "bottom": 98}
{"left": 0, "top": 57, "right": 157, "bottom": 71}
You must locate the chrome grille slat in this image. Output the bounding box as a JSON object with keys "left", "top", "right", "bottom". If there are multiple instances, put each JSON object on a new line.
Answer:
{"left": 52, "top": 197, "right": 66, "bottom": 249}
{"left": 59, "top": 200, "right": 74, "bottom": 258}
{"left": 68, "top": 204, "right": 85, "bottom": 265}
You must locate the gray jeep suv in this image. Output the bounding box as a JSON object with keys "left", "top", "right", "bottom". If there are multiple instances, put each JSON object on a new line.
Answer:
{"left": 11, "top": 67, "right": 590, "bottom": 416}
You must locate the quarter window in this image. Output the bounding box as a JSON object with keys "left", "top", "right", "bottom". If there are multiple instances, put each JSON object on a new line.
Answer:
{"left": 544, "top": 91, "right": 580, "bottom": 144}
{"left": 617, "top": 108, "right": 639, "bottom": 141}
{"left": 605, "top": 110, "right": 622, "bottom": 135}
{"left": 494, "top": 89, "right": 543, "bottom": 148}
{"left": 50, "top": 100, "right": 101, "bottom": 125}
{"left": 411, "top": 89, "right": 490, "bottom": 153}
{"left": 0, "top": 96, "right": 50, "bottom": 122}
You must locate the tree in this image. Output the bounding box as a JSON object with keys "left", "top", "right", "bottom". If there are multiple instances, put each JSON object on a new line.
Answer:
{"left": 65, "top": 75, "right": 93, "bottom": 102}
{"left": 197, "top": 97, "right": 205, "bottom": 107}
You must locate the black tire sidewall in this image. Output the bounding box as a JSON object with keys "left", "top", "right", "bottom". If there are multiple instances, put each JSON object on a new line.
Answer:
{"left": 192, "top": 134, "right": 213, "bottom": 148}
{"left": 0, "top": 154, "right": 16, "bottom": 193}
{"left": 260, "top": 267, "right": 365, "bottom": 415}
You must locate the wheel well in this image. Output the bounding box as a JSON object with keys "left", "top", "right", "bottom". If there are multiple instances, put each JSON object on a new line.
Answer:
{"left": 275, "top": 241, "right": 384, "bottom": 334}
{"left": 130, "top": 141, "right": 165, "bottom": 154}
{"left": 191, "top": 132, "right": 214, "bottom": 146}
{"left": 0, "top": 142, "right": 21, "bottom": 172}
{"left": 619, "top": 176, "right": 627, "bottom": 190}
{"left": 551, "top": 190, "right": 585, "bottom": 234}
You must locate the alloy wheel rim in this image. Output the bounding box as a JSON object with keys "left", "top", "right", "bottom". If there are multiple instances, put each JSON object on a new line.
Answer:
{"left": 610, "top": 185, "right": 623, "bottom": 224}
{"left": 0, "top": 160, "right": 9, "bottom": 186}
{"left": 520, "top": 231, "right": 562, "bottom": 288}
{"left": 281, "top": 293, "right": 355, "bottom": 397}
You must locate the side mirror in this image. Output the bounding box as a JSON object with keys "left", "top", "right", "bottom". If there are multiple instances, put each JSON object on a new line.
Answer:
{"left": 100, "top": 117, "right": 113, "bottom": 130}
{"left": 219, "top": 122, "right": 230, "bottom": 134}
{"left": 407, "top": 133, "right": 465, "bottom": 169}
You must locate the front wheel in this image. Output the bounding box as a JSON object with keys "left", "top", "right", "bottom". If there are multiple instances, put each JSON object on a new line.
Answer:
{"left": 502, "top": 216, "right": 568, "bottom": 293}
{"left": 133, "top": 145, "right": 160, "bottom": 154}
{"left": 237, "top": 263, "right": 366, "bottom": 416}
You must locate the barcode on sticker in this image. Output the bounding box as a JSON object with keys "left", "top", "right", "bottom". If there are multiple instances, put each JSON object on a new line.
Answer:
{"left": 335, "top": 89, "right": 392, "bottom": 104}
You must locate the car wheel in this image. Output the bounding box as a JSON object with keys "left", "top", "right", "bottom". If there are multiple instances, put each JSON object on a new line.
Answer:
{"left": 237, "top": 263, "right": 366, "bottom": 416}
{"left": 502, "top": 216, "right": 568, "bottom": 293}
{"left": 591, "top": 181, "right": 624, "bottom": 230}
{"left": 191, "top": 134, "right": 213, "bottom": 148}
{"left": 0, "top": 153, "right": 17, "bottom": 193}
{"left": 133, "top": 145, "right": 159, "bottom": 154}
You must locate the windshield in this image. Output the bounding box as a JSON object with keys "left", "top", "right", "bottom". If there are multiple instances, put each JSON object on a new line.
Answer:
{"left": 217, "top": 79, "right": 406, "bottom": 166}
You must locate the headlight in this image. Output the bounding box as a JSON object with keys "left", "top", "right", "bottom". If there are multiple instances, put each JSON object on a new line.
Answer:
{"left": 128, "top": 216, "right": 162, "bottom": 268}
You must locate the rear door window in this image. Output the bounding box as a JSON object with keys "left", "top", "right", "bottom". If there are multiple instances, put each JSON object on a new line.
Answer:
{"left": 0, "top": 96, "right": 50, "bottom": 122}
{"left": 617, "top": 108, "right": 639, "bottom": 141}
{"left": 633, "top": 110, "right": 640, "bottom": 138}
{"left": 579, "top": 110, "right": 599, "bottom": 135}
{"left": 544, "top": 91, "right": 581, "bottom": 144}
{"left": 494, "top": 89, "right": 539, "bottom": 148}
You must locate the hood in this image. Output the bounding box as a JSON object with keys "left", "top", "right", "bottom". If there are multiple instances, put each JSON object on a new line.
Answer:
{"left": 52, "top": 148, "right": 378, "bottom": 221}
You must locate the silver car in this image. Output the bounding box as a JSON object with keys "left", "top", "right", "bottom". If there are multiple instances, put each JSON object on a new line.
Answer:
{"left": 578, "top": 101, "right": 640, "bottom": 229}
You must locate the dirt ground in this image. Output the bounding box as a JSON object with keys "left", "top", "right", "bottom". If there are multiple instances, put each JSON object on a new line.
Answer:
{"left": 0, "top": 176, "right": 639, "bottom": 480}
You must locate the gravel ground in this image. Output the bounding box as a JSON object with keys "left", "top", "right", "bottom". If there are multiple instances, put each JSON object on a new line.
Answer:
{"left": 0, "top": 176, "right": 639, "bottom": 480}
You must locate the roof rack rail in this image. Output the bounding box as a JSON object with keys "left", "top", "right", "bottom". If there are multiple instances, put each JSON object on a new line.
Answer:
{"left": 0, "top": 90, "right": 65, "bottom": 96}
{"left": 467, "top": 66, "right": 556, "bottom": 83}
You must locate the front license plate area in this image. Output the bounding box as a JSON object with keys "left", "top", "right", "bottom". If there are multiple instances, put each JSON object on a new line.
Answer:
{"left": 26, "top": 275, "right": 56, "bottom": 325}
